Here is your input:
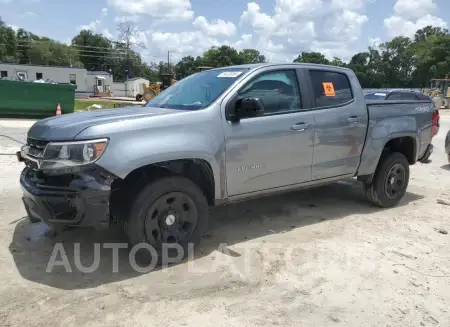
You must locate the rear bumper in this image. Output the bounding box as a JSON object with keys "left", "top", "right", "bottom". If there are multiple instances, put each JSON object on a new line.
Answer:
{"left": 20, "top": 166, "right": 117, "bottom": 229}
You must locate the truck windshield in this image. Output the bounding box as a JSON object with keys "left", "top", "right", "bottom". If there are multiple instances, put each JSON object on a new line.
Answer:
{"left": 144, "top": 68, "right": 248, "bottom": 110}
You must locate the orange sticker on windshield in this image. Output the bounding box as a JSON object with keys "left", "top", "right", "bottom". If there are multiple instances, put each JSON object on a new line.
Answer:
{"left": 322, "top": 82, "right": 335, "bottom": 96}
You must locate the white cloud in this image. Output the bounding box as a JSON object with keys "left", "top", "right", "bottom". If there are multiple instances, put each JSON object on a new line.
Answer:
{"left": 148, "top": 30, "right": 223, "bottom": 60}
{"left": 384, "top": 0, "right": 447, "bottom": 38}
{"left": 7, "top": 23, "right": 19, "bottom": 31}
{"left": 135, "top": 0, "right": 371, "bottom": 63}
{"left": 368, "top": 37, "right": 381, "bottom": 47}
{"left": 19, "top": 11, "right": 37, "bottom": 18}
{"left": 393, "top": 0, "right": 436, "bottom": 20}
{"left": 102, "top": 28, "right": 114, "bottom": 39}
{"left": 192, "top": 16, "right": 236, "bottom": 37}
{"left": 77, "top": 7, "right": 108, "bottom": 32}
{"left": 115, "top": 15, "right": 140, "bottom": 23}
{"left": 240, "top": 2, "right": 277, "bottom": 35}
{"left": 236, "top": 0, "right": 370, "bottom": 61}
{"left": 108, "top": 0, "right": 193, "bottom": 21}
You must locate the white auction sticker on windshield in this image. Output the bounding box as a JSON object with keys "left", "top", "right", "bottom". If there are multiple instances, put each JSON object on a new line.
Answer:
{"left": 217, "top": 71, "right": 243, "bottom": 78}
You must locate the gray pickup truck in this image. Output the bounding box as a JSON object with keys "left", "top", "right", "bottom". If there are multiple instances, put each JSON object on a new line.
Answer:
{"left": 18, "top": 63, "right": 437, "bottom": 252}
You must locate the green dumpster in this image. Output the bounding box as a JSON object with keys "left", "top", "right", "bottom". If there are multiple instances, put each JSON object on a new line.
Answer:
{"left": 0, "top": 79, "right": 76, "bottom": 118}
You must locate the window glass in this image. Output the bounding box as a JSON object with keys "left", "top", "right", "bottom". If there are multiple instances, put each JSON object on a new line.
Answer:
{"left": 36, "top": 72, "right": 43, "bottom": 80}
{"left": 145, "top": 68, "right": 248, "bottom": 111}
{"left": 401, "top": 92, "right": 418, "bottom": 100}
{"left": 238, "top": 70, "right": 301, "bottom": 115}
{"left": 386, "top": 92, "right": 402, "bottom": 100}
{"left": 309, "top": 70, "right": 353, "bottom": 107}
{"left": 0, "top": 71, "right": 7, "bottom": 78}
{"left": 69, "top": 74, "right": 76, "bottom": 85}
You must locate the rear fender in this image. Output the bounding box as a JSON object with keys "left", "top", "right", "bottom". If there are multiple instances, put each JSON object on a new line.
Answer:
{"left": 357, "top": 115, "right": 420, "bottom": 177}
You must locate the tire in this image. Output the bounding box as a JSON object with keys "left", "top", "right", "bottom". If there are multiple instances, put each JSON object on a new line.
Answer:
{"left": 365, "top": 152, "right": 410, "bottom": 208}
{"left": 125, "top": 176, "right": 208, "bottom": 263}
{"left": 419, "top": 144, "right": 433, "bottom": 163}
{"left": 135, "top": 94, "right": 142, "bottom": 101}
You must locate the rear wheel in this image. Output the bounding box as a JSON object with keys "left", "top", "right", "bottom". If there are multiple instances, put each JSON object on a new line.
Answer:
{"left": 365, "top": 152, "right": 410, "bottom": 208}
{"left": 126, "top": 176, "right": 208, "bottom": 262}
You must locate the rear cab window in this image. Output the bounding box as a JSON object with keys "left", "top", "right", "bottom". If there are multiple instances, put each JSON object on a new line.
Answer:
{"left": 308, "top": 70, "right": 353, "bottom": 108}
{"left": 385, "top": 92, "right": 402, "bottom": 100}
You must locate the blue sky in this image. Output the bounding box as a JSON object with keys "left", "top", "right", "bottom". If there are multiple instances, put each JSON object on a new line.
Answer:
{"left": 1, "top": 0, "right": 449, "bottom": 62}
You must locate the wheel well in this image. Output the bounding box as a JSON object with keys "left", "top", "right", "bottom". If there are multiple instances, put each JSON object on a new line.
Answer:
{"left": 112, "top": 159, "right": 215, "bottom": 208}
{"left": 383, "top": 136, "right": 416, "bottom": 164}
{"left": 357, "top": 136, "right": 416, "bottom": 184}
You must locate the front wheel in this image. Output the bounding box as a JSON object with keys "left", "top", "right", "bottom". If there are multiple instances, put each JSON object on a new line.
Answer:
{"left": 126, "top": 176, "right": 209, "bottom": 261}
{"left": 365, "top": 152, "right": 410, "bottom": 208}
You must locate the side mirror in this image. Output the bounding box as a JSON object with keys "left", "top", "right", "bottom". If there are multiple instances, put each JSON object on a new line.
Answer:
{"left": 227, "top": 97, "right": 264, "bottom": 121}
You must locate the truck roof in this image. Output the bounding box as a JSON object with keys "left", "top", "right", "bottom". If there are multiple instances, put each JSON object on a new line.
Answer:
{"left": 208, "top": 62, "right": 353, "bottom": 73}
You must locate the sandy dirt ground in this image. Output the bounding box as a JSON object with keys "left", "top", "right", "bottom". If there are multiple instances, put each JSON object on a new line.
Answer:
{"left": 0, "top": 116, "right": 449, "bottom": 327}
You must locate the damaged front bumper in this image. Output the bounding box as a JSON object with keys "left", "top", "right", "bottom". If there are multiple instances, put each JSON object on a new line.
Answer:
{"left": 20, "top": 165, "right": 118, "bottom": 230}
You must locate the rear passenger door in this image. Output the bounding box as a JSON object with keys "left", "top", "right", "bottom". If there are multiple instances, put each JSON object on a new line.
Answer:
{"left": 307, "top": 69, "right": 368, "bottom": 180}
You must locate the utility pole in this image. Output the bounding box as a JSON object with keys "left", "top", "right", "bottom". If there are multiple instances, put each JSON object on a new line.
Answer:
{"left": 167, "top": 51, "right": 170, "bottom": 75}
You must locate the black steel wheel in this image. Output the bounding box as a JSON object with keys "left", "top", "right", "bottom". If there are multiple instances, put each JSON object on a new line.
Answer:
{"left": 384, "top": 163, "right": 406, "bottom": 199}
{"left": 144, "top": 192, "right": 198, "bottom": 247}
{"left": 126, "top": 176, "right": 208, "bottom": 259}
{"left": 365, "top": 152, "right": 410, "bottom": 208}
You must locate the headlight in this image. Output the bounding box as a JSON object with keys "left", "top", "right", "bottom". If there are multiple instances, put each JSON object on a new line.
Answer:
{"left": 40, "top": 138, "right": 108, "bottom": 170}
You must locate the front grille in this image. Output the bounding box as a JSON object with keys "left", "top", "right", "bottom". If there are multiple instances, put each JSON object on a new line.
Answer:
{"left": 26, "top": 137, "right": 49, "bottom": 162}
{"left": 27, "top": 137, "right": 49, "bottom": 149}
{"left": 23, "top": 137, "right": 49, "bottom": 169}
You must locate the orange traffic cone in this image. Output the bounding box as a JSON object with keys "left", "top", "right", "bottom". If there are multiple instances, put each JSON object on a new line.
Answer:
{"left": 56, "top": 103, "right": 62, "bottom": 116}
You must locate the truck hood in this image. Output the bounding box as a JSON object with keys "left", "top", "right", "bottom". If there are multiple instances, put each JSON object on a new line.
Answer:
{"left": 27, "top": 106, "right": 180, "bottom": 141}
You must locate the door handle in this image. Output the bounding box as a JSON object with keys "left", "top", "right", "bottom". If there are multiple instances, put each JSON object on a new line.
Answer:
{"left": 347, "top": 116, "right": 362, "bottom": 123}
{"left": 291, "top": 122, "right": 311, "bottom": 131}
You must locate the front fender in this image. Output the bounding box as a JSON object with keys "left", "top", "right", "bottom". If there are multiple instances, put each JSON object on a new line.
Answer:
{"left": 95, "top": 131, "right": 225, "bottom": 199}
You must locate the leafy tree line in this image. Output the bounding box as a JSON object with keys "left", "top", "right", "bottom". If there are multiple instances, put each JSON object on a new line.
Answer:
{"left": 1, "top": 17, "right": 449, "bottom": 88}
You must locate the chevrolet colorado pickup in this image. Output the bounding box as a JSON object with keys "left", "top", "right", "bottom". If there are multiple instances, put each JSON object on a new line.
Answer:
{"left": 18, "top": 63, "right": 437, "bottom": 252}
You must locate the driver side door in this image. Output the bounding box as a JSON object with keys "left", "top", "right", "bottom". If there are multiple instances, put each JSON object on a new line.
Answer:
{"left": 223, "top": 68, "right": 315, "bottom": 197}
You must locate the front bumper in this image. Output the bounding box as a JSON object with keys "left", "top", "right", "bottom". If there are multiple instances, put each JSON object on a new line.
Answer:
{"left": 20, "top": 166, "right": 117, "bottom": 229}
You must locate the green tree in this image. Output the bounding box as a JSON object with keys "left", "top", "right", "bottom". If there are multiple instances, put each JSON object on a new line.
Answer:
{"left": 238, "top": 49, "right": 266, "bottom": 64}
{"left": 293, "top": 52, "right": 329, "bottom": 64}
{"left": 203, "top": 45, "right": 243, "bottom": 67}
{"left": 175, "top": 55, "right": 198, "bottom": 79}
{"left": 27, "top": 40, "right": 82, "bottom": 67}
{"left": 71, "top": 30, "right": 113, "bottom": 71}
{"left": 0, "top": 18, "right": 17, "bottom": 61}
{"left": 330, "top": 57, "right": 345, "bottom": 67}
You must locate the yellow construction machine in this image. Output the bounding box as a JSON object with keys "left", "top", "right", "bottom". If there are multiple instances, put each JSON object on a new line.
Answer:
{"left": 424, "top": 77, "right": 450, "bottom": 109}
{"left": 136, "top": 74, "right": 177, "bottom": 102}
